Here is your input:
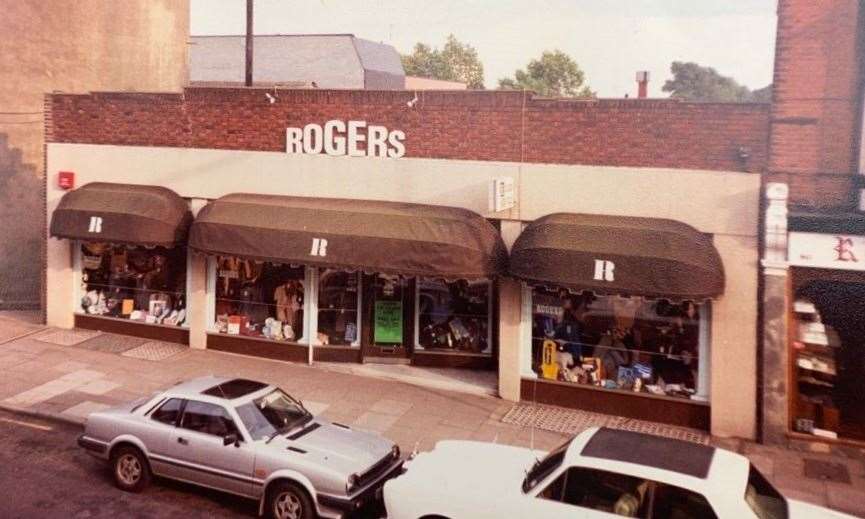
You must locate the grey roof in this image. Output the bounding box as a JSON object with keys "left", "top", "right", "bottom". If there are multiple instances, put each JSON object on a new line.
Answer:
{"left": 189, "top": 34, "right": 405, "bottom": 89}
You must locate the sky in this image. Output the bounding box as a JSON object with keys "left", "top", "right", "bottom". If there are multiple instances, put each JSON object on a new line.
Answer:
{"left": 190, "top": 0, "right": 778, "bottom": 98}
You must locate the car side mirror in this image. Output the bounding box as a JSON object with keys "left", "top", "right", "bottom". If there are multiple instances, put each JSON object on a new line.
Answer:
{"left": 223, "top": 433, "right": 240, "bottom": 447}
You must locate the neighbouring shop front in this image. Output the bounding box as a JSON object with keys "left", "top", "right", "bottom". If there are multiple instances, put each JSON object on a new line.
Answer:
{"left": 509, "top": 214, "right": 724, "bottom": 430}
{"left": 783, "top": 218, "right": 865, "bottom": 445}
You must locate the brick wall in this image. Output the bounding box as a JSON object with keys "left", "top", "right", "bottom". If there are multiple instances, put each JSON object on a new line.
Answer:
{"left": 48, "top": 87, "right": 769, "bottom": 173}
{"left": 768, "top": 0, "right": 864, "bottom": 209}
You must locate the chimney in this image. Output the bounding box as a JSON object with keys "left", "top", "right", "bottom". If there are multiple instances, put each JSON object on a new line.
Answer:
{"left": 636, "top": 71, "right": 649, "bottom": 98}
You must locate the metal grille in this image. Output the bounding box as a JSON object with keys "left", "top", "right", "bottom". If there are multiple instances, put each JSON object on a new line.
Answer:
{"left": 501, "top": 402, "right": 709, "bottom": 445}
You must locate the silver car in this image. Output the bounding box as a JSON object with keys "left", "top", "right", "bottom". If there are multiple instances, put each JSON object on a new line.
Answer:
{"left": 77, "top": 376, "right": 403, "bottom": 519}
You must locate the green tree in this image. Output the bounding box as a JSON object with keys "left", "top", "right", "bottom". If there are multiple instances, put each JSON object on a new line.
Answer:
{"left": 662, "top": 61, "right": 770, "bottom": 102}
{"left": 401, "top": 35, "right": 484, "bottom": 88}
{"left": 498, "top": 50, "right": 594, "bottom": 97}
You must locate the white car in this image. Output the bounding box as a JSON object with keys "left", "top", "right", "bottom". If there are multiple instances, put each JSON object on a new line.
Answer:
{"left": 383, "top": 426, "right": 854, "bottom": 519}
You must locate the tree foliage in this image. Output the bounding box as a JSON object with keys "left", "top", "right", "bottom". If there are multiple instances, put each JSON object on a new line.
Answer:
{"left": 401, "top": 35, "right": 484, "bottom": 88}
{"left": 662, "top": 61, "right": 771, "bottom": 102}
{"left": 498, "top": 50, "right": 593, "bottom": 98}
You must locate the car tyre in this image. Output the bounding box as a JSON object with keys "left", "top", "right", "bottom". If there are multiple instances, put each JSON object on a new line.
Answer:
{"left": 266, "top": 481, "right": 314, "bottom": 519}
{"left": 111, "top": 445, "right": 151, "bottom": 493}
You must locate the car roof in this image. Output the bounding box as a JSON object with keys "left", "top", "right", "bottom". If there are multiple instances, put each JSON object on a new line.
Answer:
{"left": 580, "top": 427, "right": 715, "bottom": 478}
{"left": 567, "top": 427, "right": 750, "bottom": 498}
{"left": 160, "top": 376, "right": 274, "bottom": 403}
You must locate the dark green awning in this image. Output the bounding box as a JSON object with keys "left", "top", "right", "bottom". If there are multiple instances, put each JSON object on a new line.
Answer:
{"left": 189, "top": 194, "right": 507, "bottom": 280}
{"left": 510, "top": 213, "right": 724, "bottom": 299}
{"left": 50, "top": 182, "right": 191, "bottom": 247}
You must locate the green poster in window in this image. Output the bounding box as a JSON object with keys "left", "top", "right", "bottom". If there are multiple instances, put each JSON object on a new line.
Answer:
{"left": 374, "top": 300, "right": 403, "bottom": 343}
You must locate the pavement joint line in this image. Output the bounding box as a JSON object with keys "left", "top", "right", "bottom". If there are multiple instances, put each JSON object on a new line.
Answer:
{"left": 0, "top": 326, "right": 48, "bottom": 346}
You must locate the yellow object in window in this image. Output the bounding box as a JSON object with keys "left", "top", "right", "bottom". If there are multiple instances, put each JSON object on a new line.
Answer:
{"left": 541, "top": 339, "right": 559, "bottom": 380}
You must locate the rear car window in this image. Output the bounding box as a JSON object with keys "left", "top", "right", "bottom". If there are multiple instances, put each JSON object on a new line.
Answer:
{"left": 523, "top": 439, "right": 570, "bottom": 492}
{"left": 745, "top": 465, "right": 788, "bottom": 519}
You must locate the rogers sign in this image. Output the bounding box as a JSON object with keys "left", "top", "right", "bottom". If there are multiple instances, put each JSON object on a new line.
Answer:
{"left": 286, "top": 120, "right": 406, "bottom": 159}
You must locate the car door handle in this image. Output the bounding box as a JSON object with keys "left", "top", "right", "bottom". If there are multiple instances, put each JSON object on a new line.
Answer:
{"left": 177, "top": 437, "right": 189, "bottom": 445}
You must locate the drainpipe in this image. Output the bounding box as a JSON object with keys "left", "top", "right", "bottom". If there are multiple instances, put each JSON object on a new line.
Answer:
{"left": 636, "top": 71, "right": 649, "bottom": 99}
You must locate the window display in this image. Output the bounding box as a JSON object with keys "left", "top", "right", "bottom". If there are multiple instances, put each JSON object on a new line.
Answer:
{"left": 417, "top": 279, "right": 491, "bottom": 354}
{"left": 78, "top": 243, "right": 187, "bottom": 326}
{"left": 317, "top": 269, "right": 360, "bottom": 346}
{"left": 531, "top": 288, "right": 705, "bottom": 400}
{"left": 790, "top": 275, "right": 865, "bottom": 442}
{"left": 213, "top": 257, "right": 304, "bottom": 341}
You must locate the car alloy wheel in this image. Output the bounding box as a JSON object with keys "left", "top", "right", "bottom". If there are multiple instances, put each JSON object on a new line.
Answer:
{"left": 116, "top": 453, "right": 142, "bottom": 486}
{"left": 273, "top": 491, "right": 303, "bottom": 519}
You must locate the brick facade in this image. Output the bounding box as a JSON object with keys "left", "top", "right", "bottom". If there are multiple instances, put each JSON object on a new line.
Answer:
{"left": 768, "top": 0, "right": 864, "bottom": 209}
{"left": 48, "top": 88, "right": 769, "bottom": 173}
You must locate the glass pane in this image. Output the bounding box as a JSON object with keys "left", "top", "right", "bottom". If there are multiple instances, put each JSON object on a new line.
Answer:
{"left": 652, "top": 483, "right": 718, "bottom": 519}
{"left": 214, "top": 258, "right": 304, "bottom": 341}
{"left": 180, "top": 400, "right": 239, "bottom": 437}
{"left": 317, "top": 270, "right": 360, "bottom": 346}
{"left": 745, "top": 465, "right": 788, "bottom": 519}
{"left": 79, "top": 243, "right": 187, "bottom": 326}
{"left": 417, "top": 279, "right": 491, "bottom": 354}
{"left": 560, "top": 467, "right": 649, "bottom": 517}
{"left": 151, "top": 398, "right": 183, "bottom": 425}
{"left": 372, "top": 274, "right": 405, "bottom": 345}
{"left": 531, "top": 288, "right": 703, "bottom": 400}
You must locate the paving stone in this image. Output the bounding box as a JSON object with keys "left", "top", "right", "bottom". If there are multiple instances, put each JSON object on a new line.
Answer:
{"left": 34, "top": 329, "right": 99, "bottom": 346}
{"left": 121, "top": 341, "right": 187, "bottom": 361}
{"left": 369, "top": 398, "right": 415, "bottom": 416}
{"left": 75, "top": 333, "right": 148, "bottom": 354}
{"left": 352, "top": 411, "right": 402, "bottom": 434}
{"left": 77, "top": 379, "right": 122, "bottom": 396}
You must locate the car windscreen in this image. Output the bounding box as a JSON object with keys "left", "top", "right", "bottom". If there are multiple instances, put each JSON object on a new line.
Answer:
{"left": 745, "top": 465, "right": 788, "bottom": 519}
{"left": 234, "top": 389, "right": 311, "bottom": 441}
{"left": 522, "top": 438, "right": 570, "bottom": 493}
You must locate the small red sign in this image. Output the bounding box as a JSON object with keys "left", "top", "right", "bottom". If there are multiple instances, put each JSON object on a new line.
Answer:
{"left": 58, "top": 171, "right": 75, "bottom": 190}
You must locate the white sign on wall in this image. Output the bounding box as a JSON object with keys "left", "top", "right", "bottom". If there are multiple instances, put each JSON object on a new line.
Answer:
{"left": 285, "top": 120, "right": 406, "bottom": 158}
{"left": 788, "top": 232, "right": 865, "bottom": 271}
{"left": 490, "top": 176, "right": 515, "bottom": 212}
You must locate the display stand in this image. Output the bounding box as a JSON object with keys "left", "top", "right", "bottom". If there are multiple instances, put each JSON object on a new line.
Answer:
{"left": 791, "top": 300, "right": 840, "bottom": 439}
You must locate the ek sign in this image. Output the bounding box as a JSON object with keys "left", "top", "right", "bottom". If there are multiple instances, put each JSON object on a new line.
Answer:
{"left": 286, "top": 120, "right": 406, "bottom": 159}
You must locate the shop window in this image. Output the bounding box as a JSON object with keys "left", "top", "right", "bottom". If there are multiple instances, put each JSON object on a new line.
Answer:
{"left": 790, "top": 275, "right": 865, "bottom": 443}
{"left": 416, "top": 279, "right": 492, "bottom": 355}
{"left": 317, "top": 269, "right": 361, "bottom": 347}
{"left": 77, "top": 243, "right": 187, "bottom": 326}
{"left": 213, "top": 257, "right": 305, "bottom": 342}
{"left": 531, "top": 287, "right": 707, "bottom": 400}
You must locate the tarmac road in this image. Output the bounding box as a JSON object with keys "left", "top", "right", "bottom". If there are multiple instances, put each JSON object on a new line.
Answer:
{"left": 0, "top": 409, "right": 380, "bottom": 518}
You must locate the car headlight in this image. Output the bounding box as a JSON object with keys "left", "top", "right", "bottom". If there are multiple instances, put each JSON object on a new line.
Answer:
{"left": 391, "top": 445, "right": 401, "bottom": 459}
{"left": 346, "top": 473, "right": 359, "bottom": 493}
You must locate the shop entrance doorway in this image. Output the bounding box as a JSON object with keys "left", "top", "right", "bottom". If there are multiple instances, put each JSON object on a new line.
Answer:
{"left": 361, "top": 274, "right": 413, "bottom": 362}
{"left": 792, "top": 272, "right": 865, "bottom": 443}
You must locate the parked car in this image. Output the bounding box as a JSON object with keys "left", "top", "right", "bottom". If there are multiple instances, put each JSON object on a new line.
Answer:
{"left": 383, "top": 426, "right": 854, "bottom": 519}
{"left": 77, "top": 376, "right": 403, "bottom": 519}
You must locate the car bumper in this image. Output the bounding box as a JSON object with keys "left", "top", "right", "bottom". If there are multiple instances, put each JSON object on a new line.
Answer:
{"left": 77, "top": 434, "right": 108, "bottom": 456}
{"left": 317, "top": 459, "right": 404, "bottom": 513}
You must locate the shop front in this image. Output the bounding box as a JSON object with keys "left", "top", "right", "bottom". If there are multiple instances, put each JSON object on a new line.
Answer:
{"left": 509, "top": 213, "right": 723, "bottom": 430}
{"left": 780, "top": 218, "right": 865, "bottom": 445}
{"left": 44, "top": 88, "right": 763, "bottom": 439}
{"left": 188, "top": 193, "right": 506, "bottom": 367}
{"left": 49, "top": 182, "right": 192, "bottom": 343}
